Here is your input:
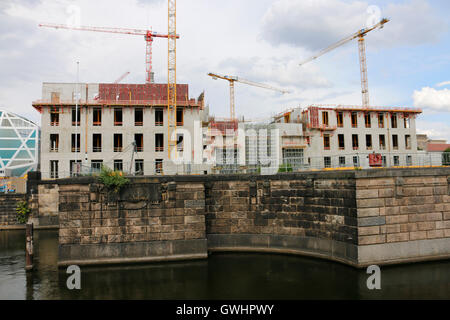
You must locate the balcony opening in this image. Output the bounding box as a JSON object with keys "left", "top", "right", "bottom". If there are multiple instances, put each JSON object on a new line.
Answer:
{"left": 338, "top": 134, "right": 345, "bottom": 150}
{"left": 91, "top": 160, "right": 103, "bottom": 173}
{"left": 135, "top": 133, "right": 144, "bottom": 152}
{"left": 406, "top": 155, "right": 412, "bottom": 166}
{"left": 135, "top": 108, "right": 143, "bottom": 126}
{"left": 176, "top": 108, "right": 184, "bottom": 126}
{"left": 155, "top": 109, "right": 163, "bottom": 126}
{"left": 351, "top": 112, "right": 358, "bottom": 128}
{"left": 352, "top": 134, "right": 359, "bottom": 150}
{"left": 393, "top": 156, "right": 399, "bottom": 166}
{"left": 337, "top": 112, "right": 343, "bottom": 128}
{"left": 379, "top": 134, "right": 386, "bottom": 150}
{"left": 72, "top": 107, "right": 80, "bottom": 126}
{"left": 378, "top": 113, "right": 384, "bottom": 128}
{"left": 135, "top": 159, "right": 144, "bottom": 176}
{"left": 114, "top": 160, "right": 123, "bottom": 172}
{"left": 365, "top": 113, "right": 371, "bottom": 128}
{"left": 353, "top": 156, "right": 360, "bottom": 167}
{"left": 322, "top": 111, "right": 329, "bottom": 126}
{"left": 366, "top": 134, "right": 372, "bottom": 150}
{"left": 50, "top": 134, "right": 59, "bottom": 152}
{"left": 177, "top": 134, "right": 184, "bottom": 152}
{"left": 393, "top": 134, "right": 398, "bottom": 150}
{"left": 50, "top": 108, "right": 59, "bottom": 126}
{"left": 405, "top": 135, "right": 411, "bottom": 150}
{"left": 50, "top": 160, "right": 59, "bottom": 179}
{"left": 324, "top": 156, "right": 331, "bottom": 168}
{"left": 155, "top": 159, "right": 163, "bottom": 174}
{"left": 93, "top": 107, "right": 102, "bottom": 126}
{"left": 114, "top": 133, "right": 123, "bottom": 152}
{"left": 114, "top": 108, "right": 123, "bottom": 126}
{"left": 404, "top": 116, "right": 410, "bottom": 128}
{"left": 155, "top": 133, "right": 164, "bottom": 152}
{"left": 70, "top": 160, "right": 81, "bottom": 177}
{"left": 93, "top": 134, "right": 102, "bottom": 152}
{"left": 323, "top": 134, "right": 330, "bottom": 150}
{"left": 391, "top": 114, "right": 397, "bottom": 128}
{"left": 71, "top": 133, "right": 80, "bottom": 153}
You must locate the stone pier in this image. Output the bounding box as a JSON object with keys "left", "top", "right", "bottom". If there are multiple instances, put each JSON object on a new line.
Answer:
{"left": 31, "top": 167, "right": 450, "bottom": 268}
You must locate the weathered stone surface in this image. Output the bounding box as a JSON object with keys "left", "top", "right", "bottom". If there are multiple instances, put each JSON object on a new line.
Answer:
{"left": 358, "top": 216, "right": 386, "bottom": 227}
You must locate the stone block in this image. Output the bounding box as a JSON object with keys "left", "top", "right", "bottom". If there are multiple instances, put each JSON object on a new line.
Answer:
{"left": 356, "top": 189, "right": 379, "bottom": 199}
{"left": 359, "top": 226, "right": 380, "bottom": 236}
{"left": 358, "top": 216, "right": 386, "bottom": 227}
{"left": 427, "top": 229, "right": 444, "bottom": 239}
{"left": 387, "top": 232, "right": 409, "bottom": 243}
{"left": 417, "top": 221, "right": 435, "bottom": 231}
{"left": 359, "top": 234, "right": 386, "bottom": 245}
{"left": 357, "top": 208, "right": 379, "bottom": 217}
{"left": 357, "top": 198, "right": 385, "bottom": 208}
{"left": 409, "top": 231, "right": 427, "bottom": 241}
{"left": 386, "top": 215, "right": 409, "bottom": 224}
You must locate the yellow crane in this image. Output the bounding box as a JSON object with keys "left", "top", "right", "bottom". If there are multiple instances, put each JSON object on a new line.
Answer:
{"left": 207, "top": 72, "right": 289, "bottom": 120}
{"left": 299, "top": 18, "right": 389, "bottom": 108}
{"left": 167, "top": 0, "right": 177, "bottom": 159}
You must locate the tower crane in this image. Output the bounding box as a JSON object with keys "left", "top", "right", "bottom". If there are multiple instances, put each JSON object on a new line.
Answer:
{"left": 207, "top": 72, "right": 290, "bottom": 120}
{"left": 167, "top": 0, "right": 177, "bottom": 159}
{"left": 38, "top": 23, "right": 180, "bottom": 84}
{"left": 113, "top": 71, "right": 130, "bottom": 84}
{"left": 299, "top": 18, "right": 389, "bottom": 108}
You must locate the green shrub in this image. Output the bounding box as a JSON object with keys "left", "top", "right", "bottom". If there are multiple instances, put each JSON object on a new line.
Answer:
{"left": 278, "top": 163, "right": 293, "bottom": 173}
{"left": 98, "top": 165, "right": 129, "bottom": 193}
{"left": 16, "top": 200, "right": 31, "bottom": 224}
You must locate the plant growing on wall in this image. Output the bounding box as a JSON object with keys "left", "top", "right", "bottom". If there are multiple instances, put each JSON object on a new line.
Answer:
{"left": 278, "top": 163, "right": 293, "bottom": 173}
{"left": 16, "top": 200, "right": 31, "bottom": 224}
{"left": 98, "top": 165, "right": 129, "bottom": 194}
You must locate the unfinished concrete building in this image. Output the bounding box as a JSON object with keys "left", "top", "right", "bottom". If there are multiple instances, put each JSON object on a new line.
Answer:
{"left": 273, "top": 105, "right": 424, "bottom": 169}
{"left": 33, "top": 82, "right": 208, "bottom": 179}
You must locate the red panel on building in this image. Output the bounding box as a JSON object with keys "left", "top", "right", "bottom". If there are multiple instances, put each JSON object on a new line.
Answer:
{"left": 369, "top": 153, "right": 383, "bottom": 167}
{"left": 98, "top": 83, "right": 189, "bottom": 103}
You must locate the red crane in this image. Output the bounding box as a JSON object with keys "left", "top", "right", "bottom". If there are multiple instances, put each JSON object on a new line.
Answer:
{"left": 39, "top": 23, "right": 180, "bottom": 84}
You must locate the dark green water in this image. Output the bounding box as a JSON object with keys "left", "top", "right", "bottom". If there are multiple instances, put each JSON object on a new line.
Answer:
{"left": 0, "top": 229, "right": 449, "bottom": 299}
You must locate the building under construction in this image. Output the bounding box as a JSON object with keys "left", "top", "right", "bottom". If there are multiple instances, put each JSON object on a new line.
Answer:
{"left": 33, "top": 82, "right": 208, "bottom": 179}
{"left": 273, "top": 104, "right": 424, "bottom": 169}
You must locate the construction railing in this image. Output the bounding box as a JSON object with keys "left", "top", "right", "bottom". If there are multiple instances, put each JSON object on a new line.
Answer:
{"left": 37, "top": 152, "right": 449, "bottom": 180}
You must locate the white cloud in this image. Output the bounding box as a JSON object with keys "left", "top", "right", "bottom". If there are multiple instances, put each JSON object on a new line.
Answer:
{"left": 261, "top": 0, "right": 446, "bottom": 52}
{"left": 416, "top": 120, "right": 450, "bottom": 142}
{"left": 413, "top": 87, "right": 450, "bottom": 112}
{"left": 436, "top": 81, "right": 450, "bottom": 87}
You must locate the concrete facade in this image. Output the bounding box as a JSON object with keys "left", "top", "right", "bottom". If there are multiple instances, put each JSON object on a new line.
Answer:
{"left": 33, "top": 82, "right": 209, "bottom": 179}
{"left": 273, "top": 105, "right": 423, "bottom": 169}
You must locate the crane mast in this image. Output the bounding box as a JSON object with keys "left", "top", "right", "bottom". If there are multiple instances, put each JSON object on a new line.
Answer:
{"left": 208, "top": 72, "right": 289, "bottom": 120}
{"left": 299, "top": 18, "right": 389, "bottom": 108}
{"left": 167, "top": 0, "right": 177, "bottom": 159}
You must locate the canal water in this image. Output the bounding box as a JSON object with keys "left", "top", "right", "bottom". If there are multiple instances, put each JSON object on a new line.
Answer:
{"left": 0, "top": 229, "right": 449, "bottom": 299}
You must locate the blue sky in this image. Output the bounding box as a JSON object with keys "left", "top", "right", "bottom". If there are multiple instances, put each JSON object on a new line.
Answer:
{"left": 0, "top": 0, "right": 449, "bottom": 140}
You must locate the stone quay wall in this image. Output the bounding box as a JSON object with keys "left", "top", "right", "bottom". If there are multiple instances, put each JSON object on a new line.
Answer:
{"left": 34, "top": 167, "right": 450, "bottom": 268}
{"left": 0, "top": 194, "right": 27, "bottom": 229}
{"left": 57, "top": 179, "right": 207, "bottom": 266}
{"left": 205, "top": 175, "right": 359, "bottom": 265}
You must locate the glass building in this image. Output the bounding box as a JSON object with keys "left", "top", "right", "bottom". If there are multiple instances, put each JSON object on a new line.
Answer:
{"left": 0, "top": 110, "right": 39, "bottom": 177}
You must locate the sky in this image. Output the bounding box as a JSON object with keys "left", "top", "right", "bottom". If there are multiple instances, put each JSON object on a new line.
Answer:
{"left": 0, "top": 0, "right": 449, "bottom": 140}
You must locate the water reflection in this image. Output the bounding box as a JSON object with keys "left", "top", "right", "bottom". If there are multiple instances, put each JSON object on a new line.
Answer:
{"left": 0, "top": 230, "right": 449, "bottom": 299}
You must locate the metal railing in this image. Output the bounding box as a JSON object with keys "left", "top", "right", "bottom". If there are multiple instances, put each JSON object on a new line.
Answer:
{"left": 38, "top": 152, "right": 449, "bottom": 179}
